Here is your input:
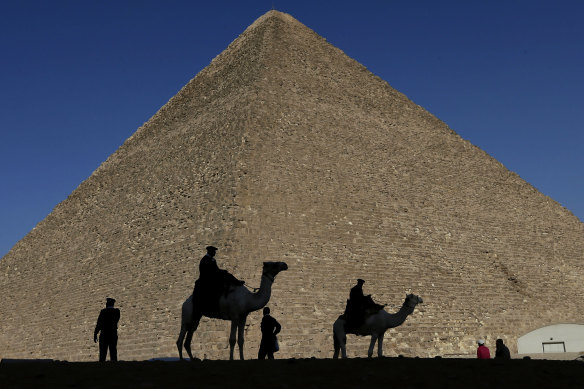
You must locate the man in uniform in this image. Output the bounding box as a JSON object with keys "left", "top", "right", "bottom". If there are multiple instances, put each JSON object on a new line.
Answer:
{"left": 193, "top": 246, "right": 244, "bottom": 315}
{"left": 345, "top": 279, "right": 366, "bottom": 328}
{"left": 350, "top": 278, "right": 366, "bottom": 302}
{"left": 345, "top": 279, "right": 384, "bottom": 328}
{"left": 495, "top": 338, "right": 511, "bottom": 359}
{"left": 94, "top": 297, "right": 120, "bottom": 362}
{"left": 258, "top": 307, "right": 282, "bottom": 359}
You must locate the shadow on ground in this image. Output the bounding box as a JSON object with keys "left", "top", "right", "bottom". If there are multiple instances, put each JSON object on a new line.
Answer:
{"left": 1, "top": 357, "right": 583, "bottom": 388}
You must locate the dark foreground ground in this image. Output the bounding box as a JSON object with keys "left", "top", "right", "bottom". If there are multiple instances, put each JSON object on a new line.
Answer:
{"left": 1, "top": 357, "right": 583, "bottom": 389}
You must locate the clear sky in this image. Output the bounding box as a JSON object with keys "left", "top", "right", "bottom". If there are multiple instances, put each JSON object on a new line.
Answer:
{"left": 1, "top": 1, "right": 582, "bottom": 259}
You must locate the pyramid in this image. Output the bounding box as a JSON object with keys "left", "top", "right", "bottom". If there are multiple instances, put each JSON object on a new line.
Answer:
{"left": 1, "top": 11, "right": 583, "bottom": 361}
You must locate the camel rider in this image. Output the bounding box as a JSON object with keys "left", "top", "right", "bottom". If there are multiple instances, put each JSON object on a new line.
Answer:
{"left": 199, "top": 245, "right": 220, "bottom": 279}
{"left": 345, "top": 279, "right": 384, "bottom": 328}
{"left": 350, "top": 278, "right": 366, "bottom": 301}
{"left": 93, "top": 298, "right": 120, "bottom": 362}
{"left": 193, "top": 246, "right": 244, "bottom": 314}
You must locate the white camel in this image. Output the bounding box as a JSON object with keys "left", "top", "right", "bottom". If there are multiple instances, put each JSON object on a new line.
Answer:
{"left": 176, "top": 261, "right": 288, "bottom": 360}
{"left": 333, "top": 293, "right": 423, "bottom": 359}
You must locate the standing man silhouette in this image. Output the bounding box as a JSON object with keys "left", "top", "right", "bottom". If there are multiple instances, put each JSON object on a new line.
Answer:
{"left": 258, "top": 307, "right": 281, "bottom": 359}
{"left": 495, "top": 338, "right": 511, "bottom": 359}
{"left": 94, "top": 298, "right": 120, "bottom": 362}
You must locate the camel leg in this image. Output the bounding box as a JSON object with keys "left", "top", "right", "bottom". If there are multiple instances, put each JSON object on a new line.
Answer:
{"left": 333, "top": 329, "right": 340, "bottom": 359}
{"left": 340, "top": 334, "right": 348, "bottom": 359}
{"left": 184, "top": 327, "right": 196, "bottom": 360}
{"left": 377, "top": 331, "right": 385, "bottom": 358}
{"left": 176, "top": 324, "right": 187, "bottom": 360}
{"left": 184, "top": 312, "right": 202, "bottom": 361}
{"left": 367, "top": 334, "right": 378, "bottom": 358}
{"left": 333, "top": 320, "right": 347, "bottom": 359}
{"left": 237, "top": 317, "right": 247, "bottom": 360}
{"left": 336, "top": 330, "right": 347, "bottom": 359}
{"left": 333, "top": 327, "right": 342, "bottom": 359}
{"left": 229, "top": 320, "right": 237, "bottom": 361}
{"left": 177, "top": 297, "right": 200, "bottom": 361}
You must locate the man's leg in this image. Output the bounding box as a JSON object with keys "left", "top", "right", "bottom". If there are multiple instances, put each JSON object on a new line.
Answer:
{"left": 258, "top": 342, "right": 267, "bottom": 359}
{"left": 109, "top": 335, "right": 118, "bottom": 361}
{"left": 99, "top": 336, "right": 108, "bottom": 362}
{"left": 193, "top": 280, "right": 213, "bottom": 316}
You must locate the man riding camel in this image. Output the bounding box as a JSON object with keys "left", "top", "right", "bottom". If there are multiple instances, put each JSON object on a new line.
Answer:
{"left": 193, "top": 246, "right": 244, "bottom": 316}
{"left": 344, "top": 279, "right": 384, "bottom": 328}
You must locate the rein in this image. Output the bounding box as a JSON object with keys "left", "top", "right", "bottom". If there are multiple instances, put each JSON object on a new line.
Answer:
{"left": 243, "top": 273, "right": 273, "bottom": 293}
{"left": 243, "top": 284, "right": 260, "bottom": 293}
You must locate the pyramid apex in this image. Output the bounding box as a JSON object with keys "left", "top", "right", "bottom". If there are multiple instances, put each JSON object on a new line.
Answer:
{"left": 261, "top": 9, "right": 291, "bottom": 18}
{"left": 248, "top": 9, "right": 300, "bottom": 29}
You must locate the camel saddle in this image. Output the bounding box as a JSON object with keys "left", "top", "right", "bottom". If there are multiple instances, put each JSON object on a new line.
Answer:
{"left": 193, "top": 271, "right": 244, "bottom": 318}
{"left": 343, "top": 296, "right": 385, "bottom": 330}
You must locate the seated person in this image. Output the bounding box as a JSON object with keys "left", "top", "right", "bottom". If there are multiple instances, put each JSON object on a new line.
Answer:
{"left": 344, "top": 279, "right": 384, "bottom": 328}
{"left": 193, "top": 246, "right": 244, "bottom": 315}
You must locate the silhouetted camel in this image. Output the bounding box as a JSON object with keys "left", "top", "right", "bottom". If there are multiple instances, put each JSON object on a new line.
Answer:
{"left": 177, "top": 261, "right": 288, "bottom": 360}
{"left": 333, "top": 293, "right": 423, "bottom": 358}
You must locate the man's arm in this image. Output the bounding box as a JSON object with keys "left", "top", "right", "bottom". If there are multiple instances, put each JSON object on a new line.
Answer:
{"left": 273, "top": 317, "right": 281, "bottom": 336}
{"left": 94, "top": 311, "right": 103, "bottom": 342}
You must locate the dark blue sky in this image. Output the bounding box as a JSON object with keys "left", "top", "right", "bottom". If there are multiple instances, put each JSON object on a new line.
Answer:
{"left": 1, "top": 1, "right": 582, "bottom": 259}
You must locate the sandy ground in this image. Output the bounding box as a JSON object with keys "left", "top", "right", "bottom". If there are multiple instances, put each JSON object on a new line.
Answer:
{"left": 1, "top": 357, "right": 583, "bottom": 389}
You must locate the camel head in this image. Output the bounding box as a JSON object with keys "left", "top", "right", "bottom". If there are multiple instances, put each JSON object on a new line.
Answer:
{"left": 262, "top": 261, "right": 288, "bottom": 281}
{"left": 403, "top": 293, "right": 423, "bottom": 308}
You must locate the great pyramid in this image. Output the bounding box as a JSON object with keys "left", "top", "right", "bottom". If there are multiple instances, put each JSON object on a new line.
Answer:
{"left": 1, "top": 11, "right": 583, "bottom": 361}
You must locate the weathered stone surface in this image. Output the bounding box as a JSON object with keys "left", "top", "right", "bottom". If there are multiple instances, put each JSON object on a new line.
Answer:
{"left": 0, "top": 11, "right": 582, "bottom": 361}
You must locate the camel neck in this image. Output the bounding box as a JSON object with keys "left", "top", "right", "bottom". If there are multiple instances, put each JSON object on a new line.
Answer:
{"left": 248, "top": 274, "right": 273, "bottom": 312}
{"left": 383, "top": 302, "right": 415, "bottom": 329}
